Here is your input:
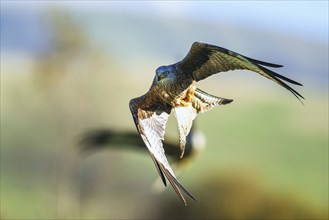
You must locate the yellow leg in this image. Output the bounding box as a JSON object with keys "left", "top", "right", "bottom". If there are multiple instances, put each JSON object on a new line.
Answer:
{"left": 180, "top": 99, "right": 189, "bottom": 107}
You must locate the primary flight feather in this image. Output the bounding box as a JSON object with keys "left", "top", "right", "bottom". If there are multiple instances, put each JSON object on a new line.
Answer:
{"left": 129, "top": 42, "right": 304, "bottom": 205}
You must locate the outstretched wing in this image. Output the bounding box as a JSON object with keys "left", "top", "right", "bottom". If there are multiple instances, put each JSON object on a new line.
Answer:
{"left": 129, "top": 94, "right": 196, "bottom": 205}
{"left": 174, "top": 88, "right": 233, "bottom": 158}
{"left": 177, "top": 42, "right": 304, "bottom": 102}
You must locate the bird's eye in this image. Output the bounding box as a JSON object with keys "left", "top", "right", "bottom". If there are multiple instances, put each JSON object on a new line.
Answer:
{"left": 156, "top": 70, "right": 170, "bottom": 81}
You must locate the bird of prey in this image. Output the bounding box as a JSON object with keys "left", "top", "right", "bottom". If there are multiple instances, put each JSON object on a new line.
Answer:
{"left": 129, "top": 42, "right": 304, "bottom": 205}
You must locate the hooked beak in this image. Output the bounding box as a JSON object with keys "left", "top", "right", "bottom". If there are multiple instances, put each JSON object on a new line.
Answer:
{"left": 156, "top": 73, "right": 166, "bottom": 81}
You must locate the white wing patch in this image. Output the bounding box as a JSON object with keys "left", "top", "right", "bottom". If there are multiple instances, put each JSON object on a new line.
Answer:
{"left": 173, "top": 104, "right": 197, "bottom": 158}
{"left": 138, "top": 110, "right": 176, "bottom": 177}
{"left": 130, "top": 97, "right": 197, "bottom": 205}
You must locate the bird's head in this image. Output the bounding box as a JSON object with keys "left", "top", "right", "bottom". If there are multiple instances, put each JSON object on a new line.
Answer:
{"left": 154, "top": 65, "right": 176, "bottom": 84}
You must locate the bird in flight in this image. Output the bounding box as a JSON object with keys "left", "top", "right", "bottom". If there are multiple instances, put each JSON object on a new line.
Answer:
{"left": 129, "top": 42, "right": 304, "bottom": 205}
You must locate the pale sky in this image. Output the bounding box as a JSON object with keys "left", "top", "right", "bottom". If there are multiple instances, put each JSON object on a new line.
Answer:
{"left": 2, "top": 1, "right": 328, "bottom": 42}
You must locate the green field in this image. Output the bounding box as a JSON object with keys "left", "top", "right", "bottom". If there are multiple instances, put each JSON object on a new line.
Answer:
{"left": 1, "top": 64, "right": 327, "bottom": 219}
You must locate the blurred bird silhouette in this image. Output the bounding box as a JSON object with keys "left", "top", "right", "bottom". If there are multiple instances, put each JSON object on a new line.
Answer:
{"left": 79, "top": 123, "right": 206, "bottom": 174}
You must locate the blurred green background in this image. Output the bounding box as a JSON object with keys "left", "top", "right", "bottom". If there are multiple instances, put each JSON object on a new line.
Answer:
{"left": 1, "top": 1, "right": 328, "bottom": 219}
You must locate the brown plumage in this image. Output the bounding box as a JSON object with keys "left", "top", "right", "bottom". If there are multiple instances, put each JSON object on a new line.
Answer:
{"left": 129, "top": 42, "right": 304, "bottom": 205}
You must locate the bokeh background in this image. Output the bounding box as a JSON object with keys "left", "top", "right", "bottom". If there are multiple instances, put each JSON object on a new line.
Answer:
{"left": 1, "top": 1, "right": 328, "bottom": 219}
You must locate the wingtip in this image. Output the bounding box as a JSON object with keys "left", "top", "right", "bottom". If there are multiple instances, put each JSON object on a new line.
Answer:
{"left": 159, "top": 163, "right": 197, "bottom": 205}
{"left": 221, "top": 98, "right": 234, "bottom": 105}
{"left": 248, "top": 57, "right": 284, "bottom": 68}
{"left": 151, "top": 155, "right": 167, "bottom": 187}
